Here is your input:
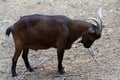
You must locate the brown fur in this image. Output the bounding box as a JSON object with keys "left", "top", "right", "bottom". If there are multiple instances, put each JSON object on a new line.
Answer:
{"left": 6, "top": 14, "right": 101, "bottom": 77}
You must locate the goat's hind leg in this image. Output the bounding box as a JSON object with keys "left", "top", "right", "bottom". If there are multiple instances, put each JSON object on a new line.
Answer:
{"left": 22, "top": 48, "right": 34, "bottom": 72}
{"left": 12, "top": 47, "right": 22, "bottom": 77}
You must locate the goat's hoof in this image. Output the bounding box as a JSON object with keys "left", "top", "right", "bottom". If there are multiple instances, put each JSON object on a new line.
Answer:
{"left": 28, "top": 67, "right": 34, "bottom": 72}
{"left": 58, "top": 68, "right": 65, "bottom": 74}
{"left": 12, "top": 73, "right": 17, "bottom": 77}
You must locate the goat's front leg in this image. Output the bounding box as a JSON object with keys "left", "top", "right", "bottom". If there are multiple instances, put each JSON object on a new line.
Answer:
{"left": 57, "top": 49, "right": 65, "bottom": 74}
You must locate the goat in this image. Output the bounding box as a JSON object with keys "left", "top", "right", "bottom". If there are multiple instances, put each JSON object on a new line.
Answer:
{"left": 6, "top": 8, "right": 104, "bottom": 77}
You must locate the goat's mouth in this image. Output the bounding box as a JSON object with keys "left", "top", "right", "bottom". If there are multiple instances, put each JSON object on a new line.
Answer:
{"left": 84, "top": 44, "right": 91, "bottom": 48}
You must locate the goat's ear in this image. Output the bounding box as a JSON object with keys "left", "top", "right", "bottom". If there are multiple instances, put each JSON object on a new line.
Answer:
{"left": 89, "top": 28, "right": 96, "bottom": 35}
{"left": 89, "top": 32, "right": 96, "bottom": 35}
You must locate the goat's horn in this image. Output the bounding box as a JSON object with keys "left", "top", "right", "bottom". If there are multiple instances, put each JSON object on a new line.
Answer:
{"left": 89, "top": 8, "right": 103, "bottom": 34}
{"left": 98, "top": 8, "right": 103, "bottom": 24}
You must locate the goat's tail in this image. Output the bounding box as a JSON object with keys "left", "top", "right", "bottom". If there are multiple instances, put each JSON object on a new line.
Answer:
{"left": 6, "top": 26, "right": 13, "bottom": 36}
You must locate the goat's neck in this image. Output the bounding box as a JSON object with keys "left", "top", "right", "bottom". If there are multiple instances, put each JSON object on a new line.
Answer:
{"left": 69, "top": 20, "right": 90, "bottom": 42}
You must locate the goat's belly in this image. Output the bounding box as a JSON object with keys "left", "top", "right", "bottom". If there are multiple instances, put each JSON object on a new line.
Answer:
{"left": 26, "top": 44, "right": 52, "bottom": 51}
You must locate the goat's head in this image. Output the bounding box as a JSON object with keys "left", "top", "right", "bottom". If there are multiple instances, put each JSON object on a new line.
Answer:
{"left": 80, "top": 8, "right": 104, "bottom": 48}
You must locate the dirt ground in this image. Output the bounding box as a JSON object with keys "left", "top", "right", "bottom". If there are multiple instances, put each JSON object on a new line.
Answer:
{"left": 0, "top": 0, "right": 120, "bottom": 80}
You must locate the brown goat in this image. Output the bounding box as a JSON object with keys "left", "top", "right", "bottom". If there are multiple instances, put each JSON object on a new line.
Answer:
{"left": 6, "top": 8, "right": 104, "bottom": 77}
